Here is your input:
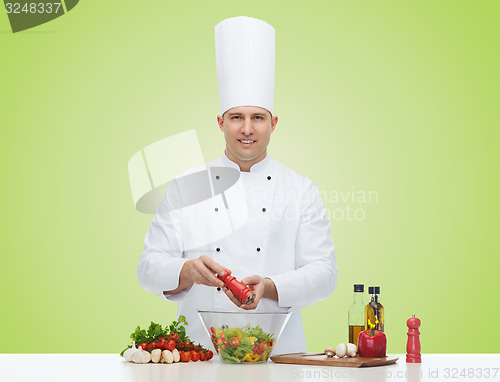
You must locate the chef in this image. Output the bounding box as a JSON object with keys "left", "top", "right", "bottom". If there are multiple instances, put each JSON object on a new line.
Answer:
{"left": 137, "top": 16, "right": 337, "bottom": 354}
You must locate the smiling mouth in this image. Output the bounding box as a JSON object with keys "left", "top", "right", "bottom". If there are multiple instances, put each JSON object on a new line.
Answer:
{"left": 238, "top": 139, "right": 255, "bottom": 144}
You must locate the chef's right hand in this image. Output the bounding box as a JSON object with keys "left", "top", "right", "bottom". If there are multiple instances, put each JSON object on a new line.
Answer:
{"left": 186, "top": 255, "right": 228, "bottom": 288}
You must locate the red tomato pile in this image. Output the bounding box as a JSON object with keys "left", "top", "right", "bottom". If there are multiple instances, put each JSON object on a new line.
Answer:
{"left": 137, "top": 334, "right": 213, "bottom": 362}
{"left": 121, "top": 317, "right": 214, "bottom": 363}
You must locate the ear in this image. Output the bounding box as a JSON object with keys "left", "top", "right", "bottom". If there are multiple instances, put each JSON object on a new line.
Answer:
{"left": 217, "top": 115, "right": 224, "bottom": 132}
{"left": 270, "top": 115, "right": 278, "bottom": 133}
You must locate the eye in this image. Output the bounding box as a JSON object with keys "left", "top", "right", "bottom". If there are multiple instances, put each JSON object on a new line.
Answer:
{"left": 232, "top": 116, "right": 240, "bottom": 120}
{"left": 254, "top": 116, "right": 262, "bottom": 120}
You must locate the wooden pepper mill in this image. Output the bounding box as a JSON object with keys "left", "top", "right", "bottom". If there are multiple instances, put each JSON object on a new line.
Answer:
{"left": 217, "top": 271, "right": 255, "bottom": 305}
{"left": 406, "top": 314, "right": 421, "bottom": 363}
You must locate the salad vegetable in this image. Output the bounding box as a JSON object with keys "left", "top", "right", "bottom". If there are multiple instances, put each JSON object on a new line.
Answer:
{"left": 357, "top": 327, "right": 387, "bottom": 358}
{"left": 120, "top": 316, "right": 212, "bottom": 363}
{"left": 210, "top": 324, "right": 275, "bottom": 363}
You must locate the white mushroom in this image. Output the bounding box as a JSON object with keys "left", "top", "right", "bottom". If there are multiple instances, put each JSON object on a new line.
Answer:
{"left": 161, "top": 350, "right": 174, "bottom": 364}
{"left": 172, "top": 348, "right": 180, "bottom": 363}
{"left": 335, "top": 343, "right": 348, "bottom": 358}
{"left": 151, "top": 349, "right": 162, "bottom": 363}
{"left": 324, "top": 346, "right": 336, "bottom": 357}
{"left": 346, "top": 343, "right": 358, "bottom": 357}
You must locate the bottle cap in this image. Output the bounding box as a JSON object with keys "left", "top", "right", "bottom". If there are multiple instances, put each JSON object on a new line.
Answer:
{"left": 353, "top": 284, "right": 364, "bottom": 292}
{"left": 369, "top": 286, "right": 380, "bottom": 294}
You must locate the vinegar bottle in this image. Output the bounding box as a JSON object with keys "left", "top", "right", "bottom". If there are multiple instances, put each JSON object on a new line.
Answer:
{"left": 348, "top": 284, "right": 365, "bottom": 346}
{"left": 365, "top": 286, "right": 384, "bottom": 332}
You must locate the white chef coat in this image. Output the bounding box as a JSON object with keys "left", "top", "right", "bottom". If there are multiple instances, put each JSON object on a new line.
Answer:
{"left": 137, "top": 153, "right": 337, "bottom": 355}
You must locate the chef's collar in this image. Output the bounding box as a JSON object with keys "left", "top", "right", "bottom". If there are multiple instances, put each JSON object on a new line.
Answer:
{"left": 222, "top": 151, "right": 271, "bottom": 173}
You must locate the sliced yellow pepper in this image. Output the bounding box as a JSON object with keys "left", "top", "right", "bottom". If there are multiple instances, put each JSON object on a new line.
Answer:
{"left": 261, "top": 348, "right": 271, "bottom": 361}
{"left": 242, "top": 353, "right": 260, "bottom": 362}
{"left": 241, "top": 353, "right": 259, "bottom": 362}
{"left": 242, "top": 354, "right": 252, "bottom": 362}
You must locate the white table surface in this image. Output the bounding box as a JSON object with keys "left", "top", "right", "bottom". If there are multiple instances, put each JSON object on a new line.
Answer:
{"left": 1, "top": 354, "right": 499, "bottom": 382}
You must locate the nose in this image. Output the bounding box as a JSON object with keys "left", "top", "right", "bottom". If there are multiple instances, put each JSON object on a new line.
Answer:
{"left": 241, "top": 118, "right": 253, "bottom": 136}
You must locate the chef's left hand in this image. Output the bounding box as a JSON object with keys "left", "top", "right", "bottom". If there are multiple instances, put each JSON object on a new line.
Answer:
{"left": 222, "top": 275, "right": 277, "bottom": 310}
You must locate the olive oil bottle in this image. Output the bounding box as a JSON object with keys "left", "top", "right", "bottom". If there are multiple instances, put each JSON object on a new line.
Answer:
{"left": 365, "top": 286, "right": 384, "bottom": 332}
{"left": 348, "top": 284, "right": 365, "bottom": 346}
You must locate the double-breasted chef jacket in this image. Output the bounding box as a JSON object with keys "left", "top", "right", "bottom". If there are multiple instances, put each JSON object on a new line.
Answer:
{"left": 137, "top": 153, "right": 338, "bottom": 355}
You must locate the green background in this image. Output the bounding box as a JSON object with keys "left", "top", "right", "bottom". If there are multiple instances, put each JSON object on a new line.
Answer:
{"left": 1, "top": 0, "right": 498, "bottom": 354}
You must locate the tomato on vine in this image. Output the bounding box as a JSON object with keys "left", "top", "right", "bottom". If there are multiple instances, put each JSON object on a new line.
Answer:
{"left": 180, "top": 351, "right": 191, "bottom": 362}
{"left": 190, "top": 351, "right": 200, "bottom": 362}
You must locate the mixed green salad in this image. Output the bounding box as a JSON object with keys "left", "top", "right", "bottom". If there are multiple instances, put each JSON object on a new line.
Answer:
{"left": 210, "top": 324, "right": 275, "bottom": 363}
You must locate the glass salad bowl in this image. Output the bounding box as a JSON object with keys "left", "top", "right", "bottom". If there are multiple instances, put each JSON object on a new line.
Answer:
{"left": 198, "top": 310, "right": 291, "bottom": 363}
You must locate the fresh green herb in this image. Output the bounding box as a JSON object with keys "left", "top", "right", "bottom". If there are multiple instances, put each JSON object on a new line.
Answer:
{"left": 146, "top": 322, "right": 163, "bottom": 339}
{"left": 168, "top": 315, "right": 188, "bottom": 341}
{"left": 130, "top": 325, "right": 149, "bottom": 344}
{"left": 121, "top": 316, "right": 192, "bottom": 356}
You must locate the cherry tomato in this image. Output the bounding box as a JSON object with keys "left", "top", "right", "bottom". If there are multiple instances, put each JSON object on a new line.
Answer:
{"left": 180, "top": 351, "right": 192, "bottom": 362}
{"left": 200, "top": 352, "right": 208, "bottom": 361}
{"left": 190, "top": 351, "right": 200, "bottom": 362}
{"left": 165, "top": 339, "right": 175, "bottom": 351}
{"left": 259, "top": 341, "right": 270, "bottom": 352}
{"left": 252, "top": 343, "right": 263, "bottom": 355}
{"left": 167, "top": 333, "right": 179, "bottom": 340}
{"left": 207, "top": 350, "right": 214, "bottom": 360}
{"left": 138, "top": 343, "right": 148, "bottom": 350}
{"left": 150, "top": 341, "right": 157, "bottom": 349}
{"left": 228, "top": 337, "right": 240, "bottom": 348}
{"left": 158, "top": 339, "right": 167, "bottom": 350}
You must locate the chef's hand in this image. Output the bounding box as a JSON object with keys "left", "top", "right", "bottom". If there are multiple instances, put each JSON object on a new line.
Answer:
{"left": 186, "top": 255, "right": 229, "bottom": 288}
{"left": 164, "top": 255, "right": 228, "bottom": 296}
{"left": 222, "top": 275, "right": 278, "bottom": 310}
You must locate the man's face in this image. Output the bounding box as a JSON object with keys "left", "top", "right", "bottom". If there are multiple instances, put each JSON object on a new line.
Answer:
{"left": 217, "top": 106, "right": 278, "bottom": 169}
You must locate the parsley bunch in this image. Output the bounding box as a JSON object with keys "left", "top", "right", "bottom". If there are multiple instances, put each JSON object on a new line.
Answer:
{"left": 120, "top": 316, "right": 191, "bottom": 356}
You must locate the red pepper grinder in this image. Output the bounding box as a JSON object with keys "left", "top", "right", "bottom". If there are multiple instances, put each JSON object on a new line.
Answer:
{"left": 217, "top": 271, "right": 255, "bottom": 305}
{"left": 406, "top": 314, "right": 421, "bottom": 363}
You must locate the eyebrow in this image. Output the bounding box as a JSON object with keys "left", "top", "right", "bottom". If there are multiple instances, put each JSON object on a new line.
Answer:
{"left": 227, "top": 112, "right": 267, "bottom": 117}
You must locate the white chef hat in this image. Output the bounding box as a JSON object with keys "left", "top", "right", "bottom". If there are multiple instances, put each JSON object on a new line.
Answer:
{"left": 215, "top": 16, "right": 275, "bottom": 116}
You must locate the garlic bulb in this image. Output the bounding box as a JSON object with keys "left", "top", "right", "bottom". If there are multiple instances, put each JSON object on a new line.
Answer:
{"left": 132, "top": 346, "right": 151, "bottom": 364}
{"left": 123, "top": 341, "right": 138, "bottom": 362}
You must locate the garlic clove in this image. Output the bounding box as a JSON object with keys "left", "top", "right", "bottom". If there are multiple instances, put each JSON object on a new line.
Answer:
{"left": 335, "top": 343, "right": 348, "bottom": 358}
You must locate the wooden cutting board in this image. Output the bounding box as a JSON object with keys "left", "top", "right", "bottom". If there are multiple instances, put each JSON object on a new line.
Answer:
{"left": 270, "top": 353, "right": 399, "bottom": 368}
